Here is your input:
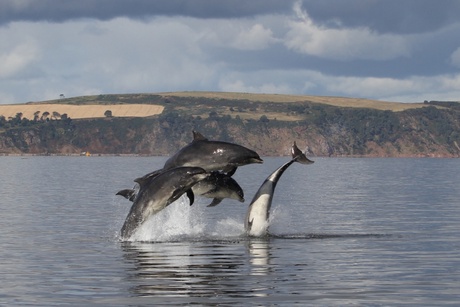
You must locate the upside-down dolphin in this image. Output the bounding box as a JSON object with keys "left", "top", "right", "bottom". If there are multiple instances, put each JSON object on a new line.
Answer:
{"left": 120, "top": 167, "right": 209, "bottom": 240}
{"left": 244, "top": 142, "right": 314, "bottom": 237}
{"left": 192, "top": 171, "right": 245, "bottom": 206}
{"left": 117, "top": 170, "right": 244, "bottom": 207}
{"left": 164, "top": 131, "right": 263, "bottom": 175}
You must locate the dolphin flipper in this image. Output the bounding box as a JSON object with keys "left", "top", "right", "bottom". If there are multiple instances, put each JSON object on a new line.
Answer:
{"left": 225, "top": 167, "right": 237, "bottom": 176}
{"left": 186, "top": 189, "right": 195, "bottom": 206}
{"left": 220, "top": 165, "right": 238, "bottom": 176}
{"left": 207, "top": 198, "right": 223, "bottom": 207}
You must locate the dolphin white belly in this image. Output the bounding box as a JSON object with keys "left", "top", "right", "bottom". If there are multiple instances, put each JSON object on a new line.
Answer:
{"left": 246, "top": 194, "right": 271, "bottom": 237}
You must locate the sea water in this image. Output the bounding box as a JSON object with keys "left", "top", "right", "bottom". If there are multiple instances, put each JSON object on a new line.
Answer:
{"left": 0, "top": 156, "right": 459, "bottom": 306}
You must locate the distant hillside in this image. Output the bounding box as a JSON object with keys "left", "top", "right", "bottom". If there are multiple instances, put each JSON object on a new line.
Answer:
{"left": 0, "top": 91, "right": 428, "bottom": 120}
{"left": 158, "top": 91, "right": 428, "bottom": 111}
{"left": 0, "top": 92, "right": 459, "bottom": 157}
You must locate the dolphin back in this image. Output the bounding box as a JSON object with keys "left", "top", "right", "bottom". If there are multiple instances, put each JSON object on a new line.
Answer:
{"left": 164, "top": 136, "right": 263, "bottom": 172}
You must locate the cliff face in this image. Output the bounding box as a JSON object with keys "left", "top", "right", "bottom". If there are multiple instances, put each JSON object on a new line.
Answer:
{"left": 0, "top": 99, "right": 459, "bottom": 157}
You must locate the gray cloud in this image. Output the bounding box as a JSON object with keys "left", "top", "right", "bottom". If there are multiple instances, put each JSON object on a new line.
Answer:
{"left": 0, "top": 0, "right": 291, "bottom": 24}
{"left": 1, "top": 0, "right": 460, "bottom": 104}
{"left": 302, "top": 0, "right": 460, "bottom": 34}
{"left": 3, "top": 0, "right": 460, "bottom": 34}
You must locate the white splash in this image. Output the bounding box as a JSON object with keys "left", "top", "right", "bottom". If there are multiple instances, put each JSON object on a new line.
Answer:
{"left": 124, "top": 195, "right": 244, "bottom": 242}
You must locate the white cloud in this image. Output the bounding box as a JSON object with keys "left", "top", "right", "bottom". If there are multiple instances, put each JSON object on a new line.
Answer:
{"left": 231, "top": 24, "right": 277, "bottom": 50}
{"left": 325, "top": 76, "right": 418, "bottom": 98}
{"left": 217, "top": 68, "right": 460, "bottom": 103}
{"left": 219, "top": 78, "right": 294, "bottom": 95}
{"left": 284, "top": 1, "right": 411, "bottom": 61}
{"left": 0, "top": 17, "right": 222, "bottom": 102}
{"left": 324, "top": 73, "right": 460, "bottom": 102}
{"left": 450, "top": 47, "right": 460, "bottom": 68}
{"left": 439, "top": 73, "right": 460, "bottom": 89}
{"left": 193, "top": 19, "right": 278, "bottom": 51}
{"left": 0, "top": 42, "right": 40, "bottom": 78}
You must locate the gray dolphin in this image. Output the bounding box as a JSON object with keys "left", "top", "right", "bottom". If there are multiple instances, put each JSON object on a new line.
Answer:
{"left": 120, "top": 166, "right": 209, "bottom": 240}
{"left": 117, "top": 170, "right": 244, "bottom": 207}
{"left": 244, "top": 142, "right": 314, "bottom": 237}
{"left": 163, "top": 131, "right": 263, "bottom": 174}
{"left": 192, "top": 171, "right": 245, "bottom": 206}
{"left": 117, "top": 131, "right": 256, "bottom": 206}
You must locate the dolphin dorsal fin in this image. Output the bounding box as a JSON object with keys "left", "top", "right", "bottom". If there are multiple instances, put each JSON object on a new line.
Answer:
{"left": 192, "top": 130, "right": 208, "bottom": 141}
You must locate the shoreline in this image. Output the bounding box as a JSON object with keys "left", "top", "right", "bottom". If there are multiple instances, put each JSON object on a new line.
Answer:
{"left": 1, "top": 153, "right": 457, "bottom": 158}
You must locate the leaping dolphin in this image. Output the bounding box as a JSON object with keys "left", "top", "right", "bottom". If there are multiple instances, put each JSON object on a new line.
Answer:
{"left": 117, "top": 170, "right": 244, "bottom": 207}
{"left": 117, "top": 131, "right": 257, "bottom": 206}
{"left": 120, "top": 166, "right": 209, "bottom": 240}
{"left": 164, "top": 131, "right": 263, "bottom": 174}
{"left": 244, "top": 142, "right": 314, "bottom": 237}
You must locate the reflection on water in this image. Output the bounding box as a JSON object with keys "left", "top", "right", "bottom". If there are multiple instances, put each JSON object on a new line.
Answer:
{"left": 247, "top": 239, "right": 270, "bottom": 276}
{"left": 122, "top": 240, "right": 251, "bottom": 299}
{"left": 120, "top": 234, "right": 392, "bottom": 304}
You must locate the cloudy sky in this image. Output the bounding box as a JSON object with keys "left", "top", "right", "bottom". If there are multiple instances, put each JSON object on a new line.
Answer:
{"left": 1, "top": 0, "right": 460, "bottom": 104}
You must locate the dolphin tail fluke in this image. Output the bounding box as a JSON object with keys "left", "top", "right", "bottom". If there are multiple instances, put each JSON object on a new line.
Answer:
{"left": 291, "top": 142, "right": 314, "bottom": 164}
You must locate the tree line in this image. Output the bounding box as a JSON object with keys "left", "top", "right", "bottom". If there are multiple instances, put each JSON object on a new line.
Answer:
{"left": 0, "top": 102, "right": 459, "bottom": 157}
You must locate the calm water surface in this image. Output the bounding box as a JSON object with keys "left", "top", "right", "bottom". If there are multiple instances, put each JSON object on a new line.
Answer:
{"left": 0, "top": 156, "right": 459, "bottom": 306}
